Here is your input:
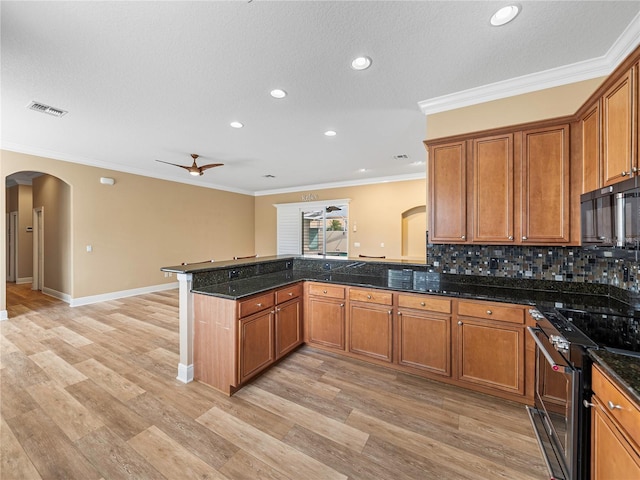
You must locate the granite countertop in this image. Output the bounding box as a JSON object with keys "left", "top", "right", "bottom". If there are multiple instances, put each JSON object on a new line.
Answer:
{"left": 590, "top": 349, "right": 640, "bottom": 405}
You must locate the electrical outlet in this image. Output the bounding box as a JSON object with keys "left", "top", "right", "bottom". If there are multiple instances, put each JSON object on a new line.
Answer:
{"left": 164, "top": 272, "right": 169, "bottom": 278}
{"left": 323, "top": 263, "right": 331, "bottom": 270}
{"left": 229, "top": 270, "right": 239, "bottom": 279}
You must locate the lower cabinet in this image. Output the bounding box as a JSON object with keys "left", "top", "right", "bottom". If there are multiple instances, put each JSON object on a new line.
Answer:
{"left": 194, "top": 282, "right": 302, "bottom": 395}
{"left": 591, "top": 364, "right": 640, "bottom": 480}
{"left": 455, "top": 300, "right": 526, "bottom": 396}
{"left": 349, "top": 288, "right": 393, "bottom": 362}
{"left": 305, "top": 283, "right": 346, "bottom": 350}
{"left": 397, "top": 294, "right": 452, "bottom": 377}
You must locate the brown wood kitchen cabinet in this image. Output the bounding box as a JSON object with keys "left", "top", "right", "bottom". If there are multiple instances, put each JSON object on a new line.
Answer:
{"left": 602, "top": 66, "right": 637, "bottom": 186}
{"left": 455, "top": 300, "right": 526, "bottom": 398}
{"left": 397, "top": 293, "right": 452, "bottom": 377}
{"left": 426, "top": 120, "right": 572, "bottom": 246}
{"left": 305, "top": 282, "right": 346, "bottom": 351}
{"left": 580, "top": 100, "right": 601, "bottom": 194}
{"left": 193, "top": 282, "right": 303, "bottom": 395}
{"left": 590, "top": 364, "right": 640, "bottom": 480}
{"left": 428, "top": 140, "right": 467, "bottom": 243}
{"left": 348, "top": 288, "right": 394, "bottom": 362}
{"left": 521, "top": 123, "right": 570, "bottom": 244}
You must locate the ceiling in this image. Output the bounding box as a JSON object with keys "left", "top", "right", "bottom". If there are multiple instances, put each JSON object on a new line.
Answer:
{"left": 3, "top": 1, "right": 640, "bottom": 195}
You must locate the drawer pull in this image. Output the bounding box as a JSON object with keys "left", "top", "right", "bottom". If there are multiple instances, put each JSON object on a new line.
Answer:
{"left": 323, "top": 290, "right": 327, "bottom": 294}
{"left": 339, "top": 303, "right": 344, "bottom": 307}
{"left": 256, "top": 303, "right": 263, "bottom": 307}
{"left": 388, "top": 310, "right": 393, "bottom": 315}
{"left": 486, "top": 310, "right": 492, "bottom": 315}
{"left": 458, "top": 321, "right": 463, "bottom": 326}
{"left": 288, "top": 292, "right": 293, "bottom": 296}
{"left": 608, "top": 401, "right": 622, "bottom": 411}
{"left": 420, "top": 302, "right": 426, "bottom": 306}
{"left": 367, "top": 294, "right": 372, "bottom": 299}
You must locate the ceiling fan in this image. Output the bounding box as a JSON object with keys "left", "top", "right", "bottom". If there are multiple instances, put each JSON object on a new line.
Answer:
{"left": 156, "top": 154, "right": 223, "bottom": 177}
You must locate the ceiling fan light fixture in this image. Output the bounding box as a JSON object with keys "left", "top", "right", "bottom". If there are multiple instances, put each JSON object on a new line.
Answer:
{"left": 189, "top": 170, "right": 201, "bottom": 176}
{"left": 490, "top": 5, "right": 520, "bottom": 26}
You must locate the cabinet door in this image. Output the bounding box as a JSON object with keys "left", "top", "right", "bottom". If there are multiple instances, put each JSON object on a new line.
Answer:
{"left": 472, "top": 134, "right": 515, "bottom": 243}
{"left": 591, "top": 398, "right": 640, "bottom": 480}
{"left": 349, "top": 303, "right": 393, "bottom": 362}
{"left": 521, "top": 124, "right": 570, "bottom": 243}
{"left": 602, "top": 67, "right": 635, "bottom": 186}
{"left": 238, "top": 310, "right": 274, "bottom": 384}
{"left": 398, "top": 309, "right": 451, "bottom": 377}
{"left": 275, "top": 298, "right": 302, "bottom": 359}
{"left": 581, "top": 101, "right": 601, "bottom": 193}
{"left": 307, "top": 297, "right": 345, "bottom": 350}
{"left": 456, "top": 318, "right": 525, "bottom": 396}
{"left": 429, "top": 141, "right": 467, "bottom": 243}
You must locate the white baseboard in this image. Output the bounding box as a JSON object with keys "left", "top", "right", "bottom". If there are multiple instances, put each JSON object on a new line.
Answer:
{"left": 0, "top": 310, "right": 7, "bottom": 321}
{"left": 42, "top": 287, "right": 72, "bottom": 303}
{"left": 70, "top": 282, "right": 179, "bottom": 307}
{"left": 176, "top": 363, "right": 194, "bottom": 383}
{"left": 16, "top": 277, "right": 33, "bottom": 285}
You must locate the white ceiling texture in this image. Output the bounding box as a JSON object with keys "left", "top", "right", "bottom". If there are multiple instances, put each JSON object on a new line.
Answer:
{"left": 2, "top": 1, "right": 640, "bottom": 195}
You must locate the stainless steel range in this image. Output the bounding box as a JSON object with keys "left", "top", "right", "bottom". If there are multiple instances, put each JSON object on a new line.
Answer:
{"left": 527, "top": 306, "right": 640, "bottom": 480}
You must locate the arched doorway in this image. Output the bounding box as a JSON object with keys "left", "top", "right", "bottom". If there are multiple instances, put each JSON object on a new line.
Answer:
{"left": 4, "top": 171, "right": 71, "bottom": 314}
{"left": 401, "top": 205, "right": 426, "bottom": 260}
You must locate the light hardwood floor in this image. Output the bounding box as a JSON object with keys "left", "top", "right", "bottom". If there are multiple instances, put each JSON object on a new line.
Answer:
{"left": 1, "top": 283, "right": 548, "bottom": 479}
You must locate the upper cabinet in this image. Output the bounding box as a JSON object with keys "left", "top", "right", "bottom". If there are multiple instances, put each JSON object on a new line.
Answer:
{"left": 602, "top": 66, "right": 637, "bottom": 186}
{"left": 426, "top": 121, "right": 571, "bottom": 245}
{"left": 521, "top": 125, "right": 570, "bottom": 244}
{"left": 581, "top": 100, "right": 601, "bottom": 194}
{"left": 429, "top": 141, "right": 467, "bottom": 243}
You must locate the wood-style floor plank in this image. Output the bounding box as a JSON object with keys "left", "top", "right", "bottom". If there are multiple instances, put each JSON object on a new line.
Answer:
{"left": 1, "top": 282, "right": 548, "bottom": 480}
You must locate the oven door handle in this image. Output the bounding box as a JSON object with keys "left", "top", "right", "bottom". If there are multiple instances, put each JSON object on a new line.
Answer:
{"left": 527, "top": 326, "right": 573, "bottom": 373}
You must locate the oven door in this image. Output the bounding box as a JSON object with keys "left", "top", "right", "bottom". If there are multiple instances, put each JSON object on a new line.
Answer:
{"left": 526, "top": 326, "right": 578, "bottom": 480}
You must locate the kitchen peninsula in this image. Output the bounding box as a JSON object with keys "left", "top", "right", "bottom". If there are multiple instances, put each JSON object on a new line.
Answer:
{"left": 161, "top": 255, "right": 638, "bottom": 403}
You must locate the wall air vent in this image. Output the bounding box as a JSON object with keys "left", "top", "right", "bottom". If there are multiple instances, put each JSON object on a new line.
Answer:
{"left": 27, "top": 101, "right": 68, "bottom": 117}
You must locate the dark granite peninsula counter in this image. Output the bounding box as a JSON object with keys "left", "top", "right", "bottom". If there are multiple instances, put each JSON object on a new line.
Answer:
{"left": 590, "top": 349, "right": 640, "bottom": 404}
{"left": 161, "top": 255, "right": 639, "bottom": 389}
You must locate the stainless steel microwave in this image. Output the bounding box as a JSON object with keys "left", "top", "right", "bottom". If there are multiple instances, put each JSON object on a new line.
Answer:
{"left": 581, "top": 177, "right": 639, "bottom": 249}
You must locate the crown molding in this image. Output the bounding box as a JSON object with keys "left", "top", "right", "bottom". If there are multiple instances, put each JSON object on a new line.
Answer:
{"left": 418, "top": 11, "right": 640, "bottom": 116}
{"left": 254, "top": 172, "right": 426, "bottom": 197}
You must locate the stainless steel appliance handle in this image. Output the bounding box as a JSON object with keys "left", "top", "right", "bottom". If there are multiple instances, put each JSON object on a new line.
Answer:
{"left": 526, "top": 326, "right": 571, "bottom": 373}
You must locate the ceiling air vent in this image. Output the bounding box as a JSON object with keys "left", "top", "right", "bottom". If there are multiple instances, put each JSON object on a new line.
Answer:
{"left": 27, "top": 101, "right": 68, "bottom": 117}
{"left": 393, "top": 154, "right": 409, "bottom": 160}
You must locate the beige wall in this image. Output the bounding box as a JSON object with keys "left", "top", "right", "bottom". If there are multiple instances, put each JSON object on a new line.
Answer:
{"left": 255, "top": 179, "right": 427, "bottom": 261}
{"left": 17, "top": 185, "right": 34, "bottom": 280}
{"left": 33, "top": 175, "right": 71, "bottom": 295}
{"left": 425, "top": 77, "right": 605, "bottom": 140}
{"left": 1, "top": 150, "right": 255, "bottom": 311}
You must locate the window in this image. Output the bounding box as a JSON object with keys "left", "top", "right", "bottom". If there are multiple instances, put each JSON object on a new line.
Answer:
{"left": 275, "top": 199, "right": 350, "bottom": 257}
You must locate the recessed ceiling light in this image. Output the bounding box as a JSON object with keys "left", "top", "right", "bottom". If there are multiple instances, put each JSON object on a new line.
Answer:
{"left": 230, "top": 121, "right": 244, "bottom": 128}
{"left": 270, "top": 89, "right": 287, "bottom": 99}
{"left": 490, "top": 5, "right": 520, "bottom": 26}
{"left": 324, "top": 130, "right": 337, "bottom": 137}
{"left": 351, "top": 56, "right": 372, "bottom": 71}
{"left": 410, "top": 160, "right": 425, "bottom": 166}
{"left": 358, "top": 168, "right": 368, "bottom": 173}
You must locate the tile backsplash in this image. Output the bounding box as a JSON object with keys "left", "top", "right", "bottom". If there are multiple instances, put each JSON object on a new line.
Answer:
{"left": 428, "top": 244, "right": 639, "bottom": 296}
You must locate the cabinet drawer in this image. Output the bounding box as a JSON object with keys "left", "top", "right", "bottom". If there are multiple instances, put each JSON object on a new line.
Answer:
{"left": 397, "top": 294, "right": 451, "bottom": 314}
{"left": 238, "top": 292, "right": 274, "bottom": 318}
{"left": 308, "top": 283, "right": 345, "bottom": 299}
{"left": 593, "top": 364, "right": 640, "bottom": 448}
{"left": 275, "top": 283, "right": 302, "bottom": 304}
{"left": 457, "top": 301, "right": 524, "bottom": 324}
{"left": 349, "top": 288, "right": 393, "bottom": 305}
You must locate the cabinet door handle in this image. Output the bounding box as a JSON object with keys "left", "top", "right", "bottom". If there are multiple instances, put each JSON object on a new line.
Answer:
{"left": 367, "top": 294, "right": 372, "bottom": 299}
{"left": 420, "top": 302, "right": 426, "bottom": 306}
{"left": 633, "top": 167, "right": 638, "bottom": 173}
{"left": 608, "top": 400, "right": 622, "bottom": 410}
{"left": 522, "top": 236, "right": 528, "bottom": 240}
{"left": 583, "top": 400, "right": 595, "bottom": 409}
{"left": 275, "top": 307, "right": 281, "bottom": 313}
{"left": 339, "top": 303, "right": 345, "bottom": 307}
{"left": 458, "top": 321, "right": 463, "bottom": 326}
{"left": 486, "top": 310, "right": 492, "bottom": 315}
{"left": 388, "top": 310, "right": 393, "bottom": 315}
{"left": 508, "top": 236, "right": 513, "bottom": 240}
{"left": 621, "top": 171, "right": 628, "bottom": 177}
{"left": 461, "top": 235, "right": 466, "bottom": 240}
{"left": 323, "top": 290, "right": 327, "bottom": 294}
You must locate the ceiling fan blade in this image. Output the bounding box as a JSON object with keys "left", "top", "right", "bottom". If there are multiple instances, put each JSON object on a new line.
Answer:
{"left": 155, "top": 159, "right": 191, "bottom": 171}
{"left": 198, "top": 163, "right": 224, "bottom": 171}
